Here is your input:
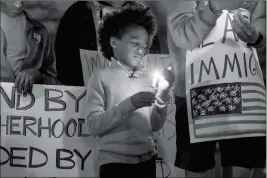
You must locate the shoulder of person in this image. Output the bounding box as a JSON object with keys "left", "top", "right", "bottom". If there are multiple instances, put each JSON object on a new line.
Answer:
{"left": 23, "top": 11, "right": 52, "bottom": 43}
{"left": 23, "top": 11, "right": 46, "bottom": 30}
{"left": 164, "top": 1, "right": 197, "bottom": 14}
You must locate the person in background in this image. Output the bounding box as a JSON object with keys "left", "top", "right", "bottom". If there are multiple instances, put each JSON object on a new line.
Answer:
{"left": 164, "top": 0, "right": 266, "bottom": 178}
{"left": 1, "top": 0, "right": 58, "bottom": 95}
{"left": 84, "top": 7, "right": 174, "bottom": 178}
{"left": 55, "top": 1, "right": 161, "bottom": 87}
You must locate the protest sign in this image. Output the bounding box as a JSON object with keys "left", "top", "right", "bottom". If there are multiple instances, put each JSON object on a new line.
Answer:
{"left": 0, "top": 82, "right": 98, "bottom": 177}
{"left": 185, "top": 10, "right": 266, "bottom": 143}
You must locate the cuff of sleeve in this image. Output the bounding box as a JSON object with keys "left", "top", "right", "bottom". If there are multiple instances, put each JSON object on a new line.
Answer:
{"left": 249, "top": 33, "right": 266, "bottom": 50}
{"left": 155, "top": 96, "right": 169, "bottom": 108}
{"left": 116, "top": 97, "right": 136, "bottom": 118}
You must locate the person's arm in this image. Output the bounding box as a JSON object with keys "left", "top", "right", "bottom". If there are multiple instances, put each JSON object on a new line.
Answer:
{"left": 150, "top": 91, "right": 169, "bottom": 131}
{"left": 39, "top": 32, "right": 58, "bottom": 85}
{"left": 0, "top": 28, "right": 16, "bottom": 82}
{"left": 250, "top": 1, "right": 266, "bottom": 53}
{"left": 84, "top": 70, "right": 136, "bottom": 136}
{"left": 166, "top": 1, "right": 220, "bottom": 50}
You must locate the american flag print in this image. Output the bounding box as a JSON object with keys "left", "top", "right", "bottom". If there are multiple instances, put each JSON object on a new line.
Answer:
{"left": 190, "top": 82, "right": 266, "bottom": 138}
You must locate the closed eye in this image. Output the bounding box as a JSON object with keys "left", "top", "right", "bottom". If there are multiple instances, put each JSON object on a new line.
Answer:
{"left": 132, "top": 41, "right": 148, "bottom": 50}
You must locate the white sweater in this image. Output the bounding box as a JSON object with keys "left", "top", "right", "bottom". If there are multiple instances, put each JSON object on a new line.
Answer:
{"left": 84, "top": 60, "right": 168, "bottom": 166}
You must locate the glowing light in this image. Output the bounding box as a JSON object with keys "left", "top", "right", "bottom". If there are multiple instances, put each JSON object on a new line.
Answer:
{"left": 153, "top": 70, "right": 162, "bottom": 80}
{"left": 152, "top": 70, "right": 162, "bottom": 88}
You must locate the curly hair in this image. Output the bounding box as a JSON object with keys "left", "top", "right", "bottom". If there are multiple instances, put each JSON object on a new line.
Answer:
{"left": 98, "top": 7, "right": 157, "bottom": 60}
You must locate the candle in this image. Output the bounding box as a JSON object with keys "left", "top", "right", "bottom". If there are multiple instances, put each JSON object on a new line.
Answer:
{"left": 152, "top": 70, "right": 162, "bottom": 88}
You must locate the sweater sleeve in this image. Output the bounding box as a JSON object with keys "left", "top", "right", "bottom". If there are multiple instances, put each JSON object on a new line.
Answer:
{"left": 84, "top": 70, "right": 136, "bottom": 136}
{"left": 166, "top": 1, "right": 220, "bottom": 50}
{"left": 150, "top": 91, "right": 169, "bottom": 132}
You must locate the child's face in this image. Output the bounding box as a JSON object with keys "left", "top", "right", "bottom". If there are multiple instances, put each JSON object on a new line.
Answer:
{"left": 113, "top": 25, "right": 149, "bottom": 69}
{"left": 1, "top": 0, "right": 25, "bottom": 17}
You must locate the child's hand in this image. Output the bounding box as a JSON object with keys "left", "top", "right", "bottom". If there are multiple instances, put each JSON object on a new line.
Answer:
{"left": 157, "top": 69, "right": 175, "bottom": 93}
{"left": 130, "top": 91, "right": 156, "bottom": 109}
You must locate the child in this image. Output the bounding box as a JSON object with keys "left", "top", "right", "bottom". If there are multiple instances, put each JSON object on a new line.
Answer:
{"left": 84, "top": 7, "right": 174, "bottom": 178}
{"left": 1, "top": 0, "right": 58, "bottom": 95}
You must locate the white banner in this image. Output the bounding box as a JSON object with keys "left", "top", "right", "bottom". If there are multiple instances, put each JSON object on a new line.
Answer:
{"left": 186, "top": 10, "right": 266, "bottom": 143}
{"left": 0, "top": 82, "right": 98, "bottom": 177}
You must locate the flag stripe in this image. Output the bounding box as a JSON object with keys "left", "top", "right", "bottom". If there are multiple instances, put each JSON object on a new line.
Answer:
{"left": 195, "top": 124, "right": 266, "bottom": 137}
{"left": 242, "top": 106, "right": 266, "bottom": 111}
{"left": 242, "top": 101, "right": 266, "bottom": 108}
{"left": 241, "top": 93, "right": 266, "bottom": 101}
{"left": 242, "top": 85, "right": 266, "bottom": 94}
{"left": 242, "top": 98, "right": 266, "bottom": 103}
{"left": 241, "top": 82, "right": 265, "bottom": 90}
{"left": 195, "top": 115, "right": 266, "bottom": 125}
{"left": 195, "top": 129, "right": 266, "bottom": 138}
{"left": 194, "top": 113, "right": 266, "bottom": 121}
{"left": 242, "top": 110, "right": 266, "bottom": 114}
{"left": 195, "top": 120, "right": 265, "bottom": 129}
{"left": 242, "top": 90, "right": 266, "bottom": 97}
